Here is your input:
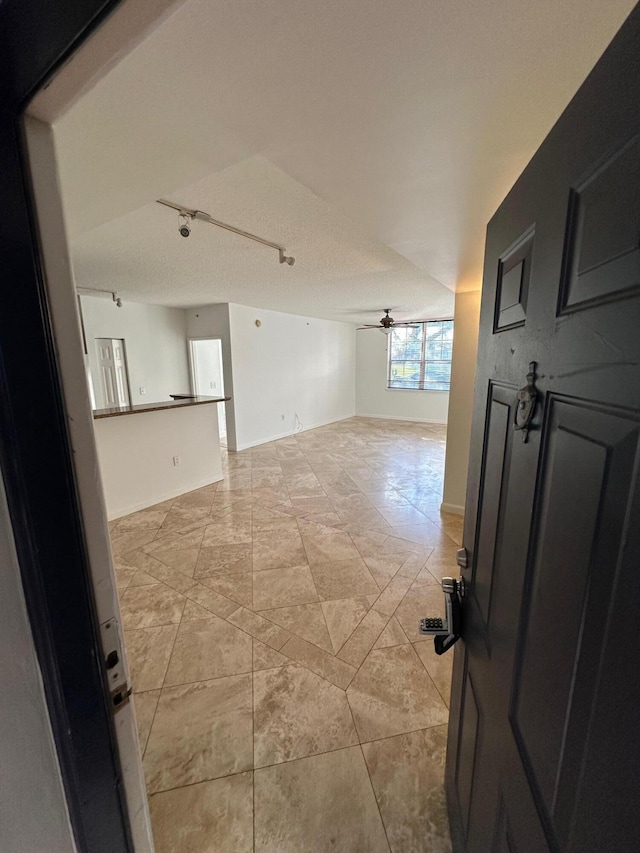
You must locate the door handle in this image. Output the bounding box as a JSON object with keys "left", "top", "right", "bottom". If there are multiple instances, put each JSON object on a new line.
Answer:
{"left": 419, "top": 576, "right": 464, "bottom": 655}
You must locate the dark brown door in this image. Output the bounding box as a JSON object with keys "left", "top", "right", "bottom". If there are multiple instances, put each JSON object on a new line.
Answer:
{"left": 445, "top": 7, "right": 640, "bottom": 851}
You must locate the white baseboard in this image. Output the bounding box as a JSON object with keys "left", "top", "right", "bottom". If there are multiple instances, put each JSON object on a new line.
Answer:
{"left": 232, "top": 414, "right": 355, "bottom": 452}
{"left": 355, "top": 412, "right": 448, "bottom": 426}
{"left": 107, "top": 475, "right": 223, "bottom": 520}
{"left": 440, "top": 501, "right": 465, "bottom": 516}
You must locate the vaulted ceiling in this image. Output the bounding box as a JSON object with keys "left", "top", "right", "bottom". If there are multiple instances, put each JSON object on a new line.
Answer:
{"left": 33, "top": 0, "right": 635, "bottom": 323}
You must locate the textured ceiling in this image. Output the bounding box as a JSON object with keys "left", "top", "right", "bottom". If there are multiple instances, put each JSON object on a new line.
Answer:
{"left": 42, "top": 0, "right": 635, "bottom": 322}
{"left": 71, "top": 157, "right": 454, "bottom": 321}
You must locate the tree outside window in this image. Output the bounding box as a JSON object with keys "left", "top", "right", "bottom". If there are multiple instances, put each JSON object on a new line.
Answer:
{"left": 387, "top": 320, "right": 454, "bottom": 391}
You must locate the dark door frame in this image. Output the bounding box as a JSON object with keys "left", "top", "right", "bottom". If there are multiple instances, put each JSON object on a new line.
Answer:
{"left": 0, "top": 1, "right": 132, "bottom": 850}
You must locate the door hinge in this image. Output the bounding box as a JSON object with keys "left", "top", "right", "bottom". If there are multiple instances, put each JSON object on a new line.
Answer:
{"left": 100, "top": 617, "right": 132, "bottom": 711}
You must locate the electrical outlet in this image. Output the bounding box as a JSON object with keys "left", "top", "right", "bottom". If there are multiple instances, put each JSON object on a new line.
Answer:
{"left": 172, "top": 455, "right": 181, "bottom": 466}
{"left": 210, "top": 381, "right": 216, "bottom": 389}
{"left": 139, "top": 386, "right": 146, "bottom": 395}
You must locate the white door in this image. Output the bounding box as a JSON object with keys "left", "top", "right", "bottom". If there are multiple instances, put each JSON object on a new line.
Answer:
{"left": 191, "top": 338, "right": 226, "bottom": 436}
{"left": 96, "top": 338, "right": 131, "bottom": 407}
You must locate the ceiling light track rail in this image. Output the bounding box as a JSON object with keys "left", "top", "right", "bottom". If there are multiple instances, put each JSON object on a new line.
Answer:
{"left": 76, "top": 287, "right": 122, "bottom": 307}
{"left": 156, "top": 199, "right": 295, "bottom": 266}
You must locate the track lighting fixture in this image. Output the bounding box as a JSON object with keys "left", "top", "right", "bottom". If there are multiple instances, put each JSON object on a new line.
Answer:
{"left": 178, "top": 212, "right": 193, "bottom": 238}
{"left": 157, "top": 199, "right": 295, "bottom": 267}
{"left": 76, "top": 287, "right": 123, "bottom": 307}
{"left": 279, "top": 249, "right": 295, "bottom": 267}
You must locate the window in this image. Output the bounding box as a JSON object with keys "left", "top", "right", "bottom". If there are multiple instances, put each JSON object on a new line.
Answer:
{"left": 387, "top": 319, "right": 454, "bottom": 391}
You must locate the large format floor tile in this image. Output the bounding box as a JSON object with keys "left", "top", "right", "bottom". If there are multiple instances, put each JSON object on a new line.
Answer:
{"left": 195, "top": 543, "right": 252, "bottom": 576}
{"left": 112, "top": 418, "right": 456, "bottom": 851}
{"left": 321, "top": 595, "right": 377, "bottom": 653}
{"left": 300, "top": 530, "right": 362, "bottom": 565}
{"left": 347, "top": 644, "right": 449, "bottom": 741}
{"left": 363, "top": 726, "right": 451, "bottom": 853}
{"left": 144, "top": 674, "right": 253, "bottom": 793}
{"left": 310, "top": 557, "right": 379, "bottom": 600}
{"left": 252, "top": 536, "right": 307, "bottom": 571}
{"left": 413, "top": 639, "right": 454, "bottom": 706}
{"left": 119, "top": 583, "right": 186, "bottom": 629}
{"left": 254, "top": 747, "right": 390, "bottom": 852}
{"left": 149, "top": 772, "right": 253, "bottom": 853}
{"left": 164, "top": 616, "right": 252, "bottom": 685}
{"left": 125, "top": 624, "right": 178, "bottom": 692}
{"left": 259, "top": 602, "right": 333, "bottom": 651}
{"left": 252, "top": 564, "right": 318, "bottom": 610}
{"left": 133, "top": 690, "right": 160, "bottom": 755}
{"left": 253, "top": 664, "right": 358, "bottom": 767}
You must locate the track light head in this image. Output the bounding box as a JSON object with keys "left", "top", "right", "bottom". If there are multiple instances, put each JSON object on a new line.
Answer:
{"left": 279, "top": 249, "right": 295, "bottom": 267}
{"left": 178, "top": 212, "right": 193, "bottom": 238}
{"left": 112, "top": 292, "right": 123, "bottom": 308}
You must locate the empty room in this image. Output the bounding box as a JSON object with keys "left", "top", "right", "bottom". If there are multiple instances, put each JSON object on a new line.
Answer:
{"left": 2, "top": 2, "right": 639, "bottom": 852}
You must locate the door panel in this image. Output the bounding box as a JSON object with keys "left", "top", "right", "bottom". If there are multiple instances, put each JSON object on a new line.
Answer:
{"left": 446, "top": 7, "right": 640, "bottom": 852}
{"left": 512, "top": 399, "right": 640, "bottom": 843}
{"left": 455, "top": 668, "right": 480, "bottom": 840}
{"left": 96, "top": 338, "right": 130, "bottom": 407}
{"left": 454, "top": 657, "right": 501, "bottom": 853}
{"left": 494, "top": 227, "right": 535, "bottom": 332}
{"left": 492, "top": 795, "right": 516, "bottom": 853}
{"left": 112, "top": 339, "right": 131, "bottom": 406}
{"left": 473, "top": 386, "right": 515, "bottom": 632}
{"left": 559, "top": 133, "right": 640, "bottom": 312}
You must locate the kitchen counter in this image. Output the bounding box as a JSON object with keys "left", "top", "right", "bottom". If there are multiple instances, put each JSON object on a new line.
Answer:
{"left": 92, "top": 395, "right": 230, "bottom": 518}
{"left": 93, "top": 395, "right": 229, "bottom": 419}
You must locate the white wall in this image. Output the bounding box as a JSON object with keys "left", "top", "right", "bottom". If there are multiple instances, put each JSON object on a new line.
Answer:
{"left": 0, "top": 473, "right": 77, "bottom": 853}
{"left": 80, "top": 295, "right": 189, "bottom": 408}
{"left": 228, "top": 304, "right": 356, "bottom": 449}
{"left": 187, "top": 303, "right": 356, "bottom": 450}
{"left": 355, "top": 329, "right": 450, "bottom": 423}
{"left": 442, "top": 290, "right": 482, "bottom": 514}
{"left": 94, "top": 405, "right": 223, "bottom": 518}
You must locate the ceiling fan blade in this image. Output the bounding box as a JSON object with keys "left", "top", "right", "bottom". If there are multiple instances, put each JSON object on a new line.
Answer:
{"left": 357, "top": 324, "right": 383, "bottom": 329}
{"left": 393, "top": 323, "right": 421, "bottom": 328}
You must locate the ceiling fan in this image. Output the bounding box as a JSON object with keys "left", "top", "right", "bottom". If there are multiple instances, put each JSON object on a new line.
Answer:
{"left": 357, "top": 308, "right": 421, "bottom": 333}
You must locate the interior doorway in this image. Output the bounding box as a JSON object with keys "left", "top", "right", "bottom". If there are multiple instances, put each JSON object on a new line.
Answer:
{"left": 189, "top": 338, "right": 227, "bottom": 439}
{"left": 95, "top": 337, "right": 131, "bottom": 408}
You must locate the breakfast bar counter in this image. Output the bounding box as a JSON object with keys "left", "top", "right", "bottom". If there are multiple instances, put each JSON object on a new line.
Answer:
{"left": 92, "top": 395, "right": 230, "bottom": 519}
{"left": 93, "top": 394, "right": 229, "bottom": 418}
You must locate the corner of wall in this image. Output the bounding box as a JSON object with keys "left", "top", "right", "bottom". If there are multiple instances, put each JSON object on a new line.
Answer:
{"left": 442, "top": 289, "right": 482, "bottom": 513}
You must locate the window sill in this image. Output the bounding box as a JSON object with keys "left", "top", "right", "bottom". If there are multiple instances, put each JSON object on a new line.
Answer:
{"left": 386, "top": 387, "right": 450, "bottom": 393}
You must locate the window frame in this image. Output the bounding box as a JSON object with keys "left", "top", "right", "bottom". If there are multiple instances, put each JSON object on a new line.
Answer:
{"left": 386, "top": 319, "right": 454, "bottom": 392}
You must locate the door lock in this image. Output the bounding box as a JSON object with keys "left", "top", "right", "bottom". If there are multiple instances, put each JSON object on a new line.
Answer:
{"left": 419, "top": 576, "right": 464, "bottom": 655}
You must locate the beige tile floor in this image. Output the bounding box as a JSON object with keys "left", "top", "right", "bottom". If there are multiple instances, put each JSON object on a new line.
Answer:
{"left": 111, "top": 416, "right": 462, "bottom": 852}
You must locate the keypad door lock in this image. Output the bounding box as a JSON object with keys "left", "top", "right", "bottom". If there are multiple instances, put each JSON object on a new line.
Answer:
{"left": 419, "top": 576, "right": 463, "bottom": 655}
